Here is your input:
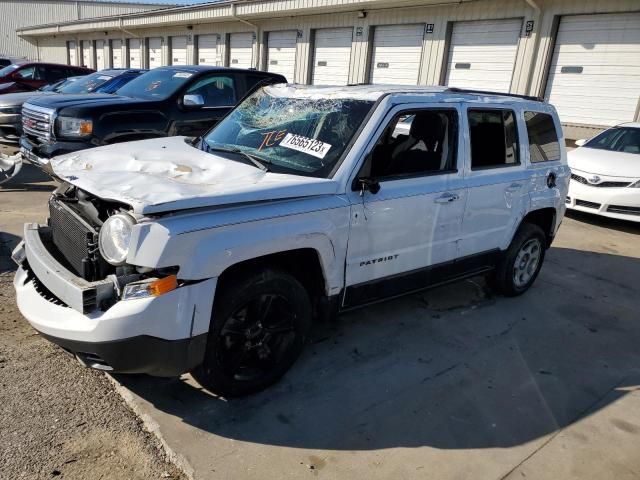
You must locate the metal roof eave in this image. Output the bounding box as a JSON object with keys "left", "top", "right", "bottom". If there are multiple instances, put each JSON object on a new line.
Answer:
{"left": 17, "top": 0, "right": 475, "bottom": 37}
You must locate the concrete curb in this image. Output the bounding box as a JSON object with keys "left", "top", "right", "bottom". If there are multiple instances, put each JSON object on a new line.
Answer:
{"left": 106, "top": 374, "right": 197, "bottom": 480}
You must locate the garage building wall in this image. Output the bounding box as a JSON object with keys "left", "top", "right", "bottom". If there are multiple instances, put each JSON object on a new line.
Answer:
{"left": 0, "top": 0, "right": 167, "bottom": 60}
{"left": 21, "top": 0, "right": 640, "bottom": 137}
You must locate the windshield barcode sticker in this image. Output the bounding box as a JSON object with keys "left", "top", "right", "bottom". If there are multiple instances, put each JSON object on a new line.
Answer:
{"left": 279, "top": 134, "right": 332, "bottom": 159}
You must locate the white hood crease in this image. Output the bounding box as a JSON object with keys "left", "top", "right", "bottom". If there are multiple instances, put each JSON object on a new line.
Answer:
{"left": 51, "top": 136, "right": 338, "bottom": 215}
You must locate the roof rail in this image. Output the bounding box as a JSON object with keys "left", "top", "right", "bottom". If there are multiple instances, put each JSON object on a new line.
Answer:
{"left": 444, "top": 87, "right": 543, "bottom": 102}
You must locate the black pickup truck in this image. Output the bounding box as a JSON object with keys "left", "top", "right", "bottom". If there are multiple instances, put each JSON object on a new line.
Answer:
{"left": 20, "top": 66, "right": 286, "bottom": 166}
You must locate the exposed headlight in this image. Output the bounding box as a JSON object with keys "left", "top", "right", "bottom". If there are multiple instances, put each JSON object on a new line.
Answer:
{"left": 0, "top": 106, "right": 22, "bottom": 114}
{"left": 99, "top": 213, "right": 136, "bottom": 265}
{"left": 57, "top": 117, "right": 93, "bottom": 137}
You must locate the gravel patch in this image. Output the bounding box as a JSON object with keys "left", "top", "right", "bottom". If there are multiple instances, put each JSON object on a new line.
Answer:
{"left": 0, "top": 271, "right": 187, "bottom": 480}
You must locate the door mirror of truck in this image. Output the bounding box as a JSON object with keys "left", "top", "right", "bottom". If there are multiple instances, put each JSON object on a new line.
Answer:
{"left": 574, "top": 138, "right": 587, "bottom": 147}
{"left": 183, "top": 94, "right": 205, "bottom": 109}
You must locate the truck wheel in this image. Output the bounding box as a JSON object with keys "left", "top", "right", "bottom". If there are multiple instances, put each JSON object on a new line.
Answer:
{"left": 491, "top": 223, "right": 546, "bottom": 297}
{"left": 192, "top": 269, "right": 312, "bottom": 397}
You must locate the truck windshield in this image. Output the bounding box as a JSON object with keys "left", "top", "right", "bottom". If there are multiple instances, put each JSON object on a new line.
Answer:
{"left": 203, "top": 87, "right": 374, "bottom": 177}
{"left": 58, "top": 72, "right": 114, "bottom": 94}
{"left": 115, "top": 68, "right": 194, "bottom": 100}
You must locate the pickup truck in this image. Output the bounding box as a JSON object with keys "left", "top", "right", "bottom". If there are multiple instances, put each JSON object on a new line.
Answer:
{"left": 12, "top": 85, "right": 569, "bottom": 397}
{"left": 0, "top": 69, "right": 145, "bottom": 144}
{"left": 19, "top": 66, "right": 286, "bottom": 166}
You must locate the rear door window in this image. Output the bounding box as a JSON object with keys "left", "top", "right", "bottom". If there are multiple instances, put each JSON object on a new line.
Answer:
{"left": 468, "top": 109, "right": 519, "bottom": 169}
{"left": 524, "top": 111, "right": 561, "bottom": 162}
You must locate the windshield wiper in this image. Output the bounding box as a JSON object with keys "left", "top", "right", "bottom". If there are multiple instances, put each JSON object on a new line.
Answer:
{"left": 203, "top": 143, "right": 270, "bottom": 172}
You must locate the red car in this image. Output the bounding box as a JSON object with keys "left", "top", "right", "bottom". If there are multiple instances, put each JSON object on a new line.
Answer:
{"left": 0, "top": 62, "right": 94, "bottom": 94}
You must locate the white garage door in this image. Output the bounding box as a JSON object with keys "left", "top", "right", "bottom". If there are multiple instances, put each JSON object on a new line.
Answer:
{"left": 370, "top": 24, "right": 425, "bottom": 85}
{"left": 545, "top": 12, "right": 640, "bottom": 127}
{"left": 68, "top": 41, "right": 77, "bottom": 66}
{"left": 229, "top": 32, "right": 253, "bottom": 68}
{"left": 82, "top": 41, "right": 92, "bottom": 68}
{"left": 147, "top": 37, "right": 163, "bottom": 68}
{"left": 171, "top": 36, "right": 188, "bottom": 65}
{"left": 111, "top": 39, "right": 123, "bottom": 68}
{"left": 267, "top": 30, "right": 297, "bottom": 82}
{"left": 95, "top": 40, "right": 105, "bottom": 70}
{"left": 312, "top": 27, "right": 353, "bottom": 86}
{"left": 444, "top": 19, "right": 522, "bottom": 93}
{"left": 198, "top": 34, "right": 220, "bottom": 65}
{"left": 128, "top": 38, "right": 142, "bottom": 68}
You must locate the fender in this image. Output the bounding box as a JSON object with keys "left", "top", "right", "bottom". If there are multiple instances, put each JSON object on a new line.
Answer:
{"left": 128, "top": 199, "right": 351, "bottom": 297}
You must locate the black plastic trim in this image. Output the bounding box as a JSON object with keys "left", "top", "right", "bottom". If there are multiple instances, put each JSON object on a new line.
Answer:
{"left": 38, "top": 331, "right": 208, "bottom": 377}
{"left": 342, "top": 249, "right": 501, "bottom": 309}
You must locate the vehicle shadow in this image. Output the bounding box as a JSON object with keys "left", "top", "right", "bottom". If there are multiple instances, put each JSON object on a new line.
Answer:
{"left": 565, "top": 209, "right": 640, "bottom": 235}
{"left": 0, "top": 232, "right": 21, "bottom": 273}
{"left": 1, "top": 163, "right": 56, "bottom": 192}
{"left": 115, "top": 247, "right": 640, "bottom": 451}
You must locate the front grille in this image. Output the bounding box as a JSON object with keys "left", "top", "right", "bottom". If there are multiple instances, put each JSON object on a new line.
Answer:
{"left": 26, "top": 262, "right": 67, "bottom": 307}
{"left": 607, "top": 205, "right": 640, "bottom": 216}
{"left": 22, "top": 104, "right": 54, "bottom": 142}
{"left": 48, "top": 197, "right": 110, "bottom": 281}
{"left": 571, "top": 173, "right": 630, "bottom": 188}
{"left": 575, "top": 199, "right": 601, "bottom": 210}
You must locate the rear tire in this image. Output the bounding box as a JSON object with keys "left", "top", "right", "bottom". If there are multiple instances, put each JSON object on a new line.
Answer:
{"left": 192, "top": 269, "right": 312, "bottom": 397}
{"left": 490, "top": 223, "right": 546, "bottom": 297}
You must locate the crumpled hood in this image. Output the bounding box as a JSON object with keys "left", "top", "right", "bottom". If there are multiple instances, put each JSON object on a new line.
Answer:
{"left": 568, "top": 147, "right": 640, "bottom": 178}
{"left": 51, "top": 136, "right": 339, "bottom": 215}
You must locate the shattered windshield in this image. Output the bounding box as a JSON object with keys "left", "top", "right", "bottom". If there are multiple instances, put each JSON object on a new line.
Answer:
{"left": 202, "top": 87, "right": 374, "bottom": 177}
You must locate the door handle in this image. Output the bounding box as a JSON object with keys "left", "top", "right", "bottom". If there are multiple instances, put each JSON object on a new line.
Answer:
{"left": 434, "top": 193, "right": 460, "bottom": 204}
{"left": 505, "top": 183, "right": 523, "bottom": 192}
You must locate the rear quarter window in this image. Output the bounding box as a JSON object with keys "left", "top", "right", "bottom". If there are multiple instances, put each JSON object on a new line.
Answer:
{"left": 524, "top": 111, "right": 561, "bottom": 163}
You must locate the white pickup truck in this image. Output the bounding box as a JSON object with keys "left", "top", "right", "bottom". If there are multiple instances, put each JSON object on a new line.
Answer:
{"left": 12, "top": 84, "right": 569, "bottom": 396}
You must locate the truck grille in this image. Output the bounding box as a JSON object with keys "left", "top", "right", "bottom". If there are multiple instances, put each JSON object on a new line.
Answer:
{"left": 48, "top": 197, "right": 110, "bottom": 281}
{"left": 22, "top": 104, "right": 55, "bottom": 142}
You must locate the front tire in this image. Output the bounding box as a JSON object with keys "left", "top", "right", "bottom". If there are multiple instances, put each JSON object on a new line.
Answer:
{"left": 491, "top": 223, "right": 546, "bottom": 296}
{"left": 192, "top": 269, "right": 312, "bottom": 397}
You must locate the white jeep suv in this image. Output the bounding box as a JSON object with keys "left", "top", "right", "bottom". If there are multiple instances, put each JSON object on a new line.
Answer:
{"left": 12, "top": 85, "right": 569, "bottom": 396}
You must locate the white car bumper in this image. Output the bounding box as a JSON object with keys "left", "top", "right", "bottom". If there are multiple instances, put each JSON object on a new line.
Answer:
{"left": 12, "top": 225, "right": 217, "bottom": 376}
{"left": 567, "top": 179, "right": 640, "bottom": 222}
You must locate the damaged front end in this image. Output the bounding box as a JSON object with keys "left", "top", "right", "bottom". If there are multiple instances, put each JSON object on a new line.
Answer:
{"left": 14, "top": 183, "right": 179, "bottom": 314}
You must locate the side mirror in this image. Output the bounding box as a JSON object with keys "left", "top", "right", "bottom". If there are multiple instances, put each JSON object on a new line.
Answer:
{"left": 353, "top": 177, "right": 381, "bottom": 195}
{"left": 574, "top": 138, "right": 587, "bottom": 147}
{"left": 183, "top": 94, "right": 205, "bottom": 109}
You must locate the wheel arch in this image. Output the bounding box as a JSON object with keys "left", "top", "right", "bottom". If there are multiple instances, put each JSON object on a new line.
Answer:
{"left": 519, "top": 207, "right": 557, "bottom": 247}
{"left": 216, "top": 248, "right": 331, "bottom": 321}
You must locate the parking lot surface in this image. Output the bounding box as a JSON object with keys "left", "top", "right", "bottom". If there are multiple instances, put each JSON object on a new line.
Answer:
{"left": 119, "top": 209, "right": 640, "bottom": 478}
{"left": 0, "top": 160, "right": 186, "bottom": 480}
{"left": 2, "top": 159, "right": 640, "bottom": 480}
